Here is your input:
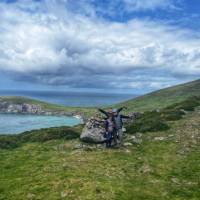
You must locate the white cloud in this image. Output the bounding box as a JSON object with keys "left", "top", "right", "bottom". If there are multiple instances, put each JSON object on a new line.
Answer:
{"left": 0, "top": 0, "right": 199, "bottom": 91}
{"left": 123, "top": 0, "right": 176, "bottom": 11}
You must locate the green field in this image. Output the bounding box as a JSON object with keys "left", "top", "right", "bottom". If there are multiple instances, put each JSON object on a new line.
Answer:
{"left": 1, "top": 79, "right": 200, "bottom": 199}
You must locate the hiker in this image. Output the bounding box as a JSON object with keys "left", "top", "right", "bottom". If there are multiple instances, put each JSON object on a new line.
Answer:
{"left": 98, "top": 106, "right": 128, "bottom": 147}
{"left": 104, "top": 113, "right": 115, "bottom": 147}
{"left": 112, "top": 108, "right": 130, "bottom": 146}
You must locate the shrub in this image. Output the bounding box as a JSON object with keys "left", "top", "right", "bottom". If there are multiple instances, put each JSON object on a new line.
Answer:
{"left": 19, "top": 125, "right": 82, "bottom": 143}
{"left": 165, "top": 96, "right": 200, "bottom": 112}
{"left": 0, "top": 125, "right": 83, "bottom": 149}
{"left": 126, "top": 111, "right": 170, "bottom": 134}
{"left": 0, "top": 135, "right": 20, "bottom": 149}
{"left": 161, "top": 109, "right": 185, "bottom": 121}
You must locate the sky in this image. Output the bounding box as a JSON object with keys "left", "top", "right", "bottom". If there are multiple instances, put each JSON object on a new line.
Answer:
{"left": 0, "top": 0, "right": 200, "bottom": 94}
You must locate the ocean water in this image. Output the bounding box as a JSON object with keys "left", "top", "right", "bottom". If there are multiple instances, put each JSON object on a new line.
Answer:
{"left": 0, "top": 90, "right": 135, "bottom": 107}
{"left": 0, "top": 114, "right": 81, "bottom": 134}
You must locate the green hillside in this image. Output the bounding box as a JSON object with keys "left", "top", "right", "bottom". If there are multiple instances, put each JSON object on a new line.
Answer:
{"left": 0, "top": 96, "right": 200, "bottom": 200}
{"left": 116, "top": 79, "right": 200, "bottom": 112}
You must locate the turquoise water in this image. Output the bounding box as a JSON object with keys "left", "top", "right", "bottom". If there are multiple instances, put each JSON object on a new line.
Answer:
{"left": 0, "top": 114, "right": 81, "bottom": 134}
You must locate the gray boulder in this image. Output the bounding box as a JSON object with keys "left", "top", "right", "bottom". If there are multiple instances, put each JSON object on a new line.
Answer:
{"left": 80, "top": 127, "right": 105, "bottom": 143}
{"left": 80, "top": 117, "right": 106, "bottom": 143}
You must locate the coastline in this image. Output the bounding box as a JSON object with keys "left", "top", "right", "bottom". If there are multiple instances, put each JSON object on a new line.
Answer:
{"left": 0, "top": 96, "right": 94, "bottom": 122}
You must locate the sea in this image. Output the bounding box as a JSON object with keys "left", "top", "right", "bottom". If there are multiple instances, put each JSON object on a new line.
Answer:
{"left": 0, "top": 114, "right": 81, "bottom": 134}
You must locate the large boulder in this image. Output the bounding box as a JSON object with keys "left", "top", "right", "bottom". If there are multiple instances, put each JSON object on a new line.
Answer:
{"left": 80, "top": 117, "right": 106, "bottom": 143}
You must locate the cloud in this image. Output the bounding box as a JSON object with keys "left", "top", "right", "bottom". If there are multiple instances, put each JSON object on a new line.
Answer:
{"left": 0, "top": 0, "right": 199, "bottom": 91}
{"left": 122, "top": 0, "right": 178, "bottom": 11}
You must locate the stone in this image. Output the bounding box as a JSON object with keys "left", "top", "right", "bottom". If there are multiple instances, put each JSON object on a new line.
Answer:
{"left": 136, "top": 132, "right": 143, "bottom": 138}
{"left": 132, "top": 138, "right": 142, "bottom": 144}
{"left": 139, "top": 164, "right": 152, "bottom": 174}
{"left": 154, "top": 136, "right": 166, "bottom": 141}
{"left": 124, "top": 149, "right": 131, "bottom": 153}
{"left": 80, "top": 117, "right": 106, "bottom": 143}
{"left": 73, "top": 143, "right": 83, "bottom": 150}
{"left": 80, "top": 126, "right": 105, "bottom": 143}
{"left": 123, "top": 142, "right": 133, "bottom": 146}
{"left": 171, "top": 177, "right": 180, "bottom": 184}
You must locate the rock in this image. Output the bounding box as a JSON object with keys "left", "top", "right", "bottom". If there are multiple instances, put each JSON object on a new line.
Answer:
{"left": 73, "top": 143, "right": 83, "bottom": 150}
{"left": 132, "top": 138, "right": 142, "bottom": 145}
{"left": 168, "top": 134, "right": 174, "bottom": 138}
{"left": 171, "top": 177, "right": 180, "bottom": 184}
{"left": 154, "top": 136, "right": 166, "bottom": 141}
{"left": 136, "top": 132, "right": 143, "bottom": 138}
{"left": 80, "top": 127, "right": 105, "bottom": 143}
{"left": 139, "top": 164, "right": 152, "bottom": 174}
{"left": 180, "top": 109, "right": 188, "bottom": 114}
{"left": 123, "top": 142, "right": 133, "bottom": 146}
{"left": 80, "top": 117, "right": 106, "bottom": 143}
{"left": 27, "top": 193, "right": 36, "bottom": 199}
{"left": 124, "top": 149, "right": 131, "bottom": 153}
{"left": 61, "top": 190, "right": 72, "bottom": 198}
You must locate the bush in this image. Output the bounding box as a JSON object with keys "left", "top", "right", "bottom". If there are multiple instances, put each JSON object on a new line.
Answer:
{"left": 161, "top": 109, "right": 185, "bottom": 121}
{"left": 165, "top": 96, "right": 200, "bottom": 112}
{"left": 19, "top": 125, "right": 82, "bottom": 143}
{"left": 126, "top": 111, "right": 170, "bottom": 134}
{"left": 0, "top": 125, "right": 83, "bottom": 149}
{"left": 0, "top": 135, "right": 20, "bottom": 149}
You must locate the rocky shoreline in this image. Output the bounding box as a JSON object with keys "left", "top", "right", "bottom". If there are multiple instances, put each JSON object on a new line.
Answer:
{"left": 0, "top": 101, "right": 85, "bottom": 121}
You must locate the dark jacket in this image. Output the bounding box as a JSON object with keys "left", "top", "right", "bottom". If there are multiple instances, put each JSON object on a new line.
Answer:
{"left": 114, "top": 114, "right": 130, "bottom": 129}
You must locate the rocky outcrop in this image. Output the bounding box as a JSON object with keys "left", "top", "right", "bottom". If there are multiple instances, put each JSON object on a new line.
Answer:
{"left": 0, "top": 101, "right": 82, "bottom": 117}
{"left": 0, "top": 102, "right": 42, "bottom": 114}
{"left": 80, "top": 117, "right": 106, "bottom": 143}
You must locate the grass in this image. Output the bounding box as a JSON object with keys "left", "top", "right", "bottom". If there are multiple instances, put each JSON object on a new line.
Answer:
{"left": 0, "top": 109, "right": 200, "bottom": 199}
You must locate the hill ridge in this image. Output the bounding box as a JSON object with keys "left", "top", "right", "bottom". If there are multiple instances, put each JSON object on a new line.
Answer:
{"left": 117, "top": 79, "right": 200, "bottom": 112}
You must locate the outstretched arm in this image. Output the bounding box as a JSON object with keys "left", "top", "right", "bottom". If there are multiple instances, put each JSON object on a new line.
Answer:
{"left": 121, "top": 115, "right": 130, "bottom": 119}
{"left": 117, "top": 106, "right": 127, "bottom": 113}
{"left": 98, "top": 108, "right": 108, "bottom": 117}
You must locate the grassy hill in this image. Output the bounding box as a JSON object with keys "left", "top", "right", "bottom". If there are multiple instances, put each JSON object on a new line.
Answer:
{"left": 116, "top": 79, "right": 200, "bottom": 112}
{"left": 0, "top": 96, "right": 200, "bottom": 199}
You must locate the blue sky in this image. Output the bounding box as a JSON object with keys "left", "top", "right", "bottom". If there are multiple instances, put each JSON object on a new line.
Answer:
{"left": 0, "top": 0, "right": 200, "bottom": 94}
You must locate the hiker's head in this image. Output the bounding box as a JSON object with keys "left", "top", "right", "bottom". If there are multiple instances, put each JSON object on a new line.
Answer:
{"left": 107, "top": 108, "right": 113, "bottom": 114}
{"left": 112, "top": 108, "right": 118, "bottom": 116}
